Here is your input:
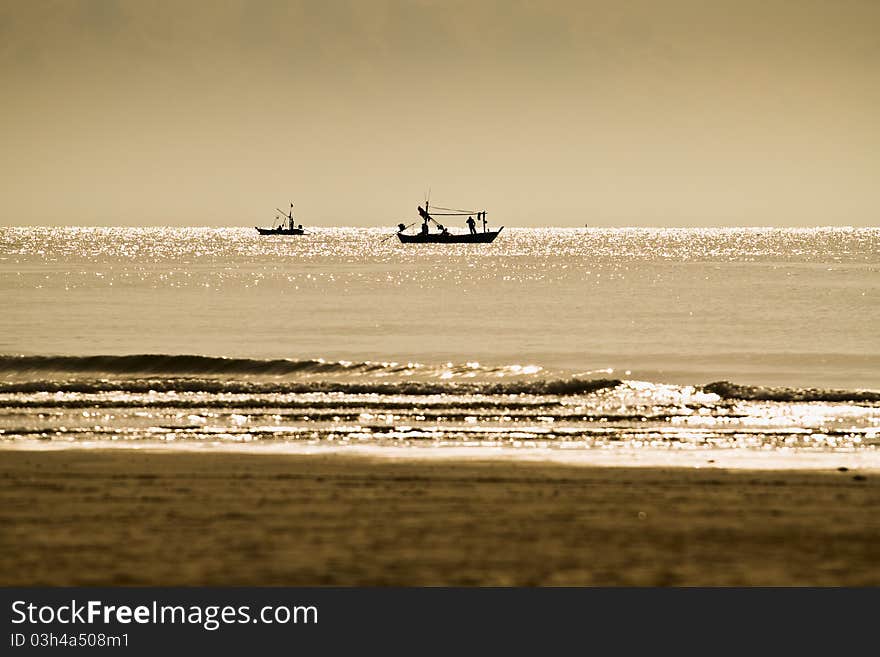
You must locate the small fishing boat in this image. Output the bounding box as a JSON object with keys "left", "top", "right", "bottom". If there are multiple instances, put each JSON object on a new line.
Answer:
{"left": 255, "top": 203, "right": 306, "bottom": 235}
{"left": 394, "top": 201, "right": 503, "bottom": 244}
{"left": 397, "top": 229, "right": 502, "bottom": 243}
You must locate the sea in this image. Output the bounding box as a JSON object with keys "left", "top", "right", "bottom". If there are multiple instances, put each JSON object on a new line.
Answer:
{"left": 1, "top": 226, "right": 878, "bottom": 469}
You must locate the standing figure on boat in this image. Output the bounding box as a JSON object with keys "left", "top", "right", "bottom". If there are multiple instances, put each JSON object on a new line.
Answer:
{"left": 466, "top": 216, "right": 476, "bottom": 235}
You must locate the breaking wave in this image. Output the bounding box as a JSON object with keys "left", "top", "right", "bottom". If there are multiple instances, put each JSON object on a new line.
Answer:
{"left": 1, "top": 355, "right": 878, "bottom": 403}
{"left": 704, "top": 381, "right": 880, "bottom": 403}
{"left": 0, "top": 354, "right": 411, "bottom": 377}
{"left": 0, "top": 377, "right": 622, "bottom": 397}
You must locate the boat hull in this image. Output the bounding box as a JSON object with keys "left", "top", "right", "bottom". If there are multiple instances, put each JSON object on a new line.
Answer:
{"left": 255, "top": 227, "right": 305, "bottom": 235}
{"left": 397, "top": 228, "right": 503, "bottom": 244}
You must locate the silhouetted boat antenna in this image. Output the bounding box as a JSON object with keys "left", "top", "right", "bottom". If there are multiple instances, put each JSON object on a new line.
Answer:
{"left": 275, "top": 204, "right": 296, "bottom": 230}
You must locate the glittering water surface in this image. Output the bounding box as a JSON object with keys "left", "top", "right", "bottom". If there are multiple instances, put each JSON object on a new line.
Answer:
{"left": 1, "top": 227, "right": 878, "bottom": 461}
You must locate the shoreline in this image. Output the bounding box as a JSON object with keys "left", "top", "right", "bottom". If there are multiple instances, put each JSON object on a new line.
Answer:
{"left": 3, "top": 440, "right": 879, "bottom": 472}
{"left": 1, "top": 448, "right": 878, "bottom": 586}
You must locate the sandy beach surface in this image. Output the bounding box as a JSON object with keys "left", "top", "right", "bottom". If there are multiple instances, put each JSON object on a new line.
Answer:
{"left": 1, "top": 448, "right": 878, "bottom": 586}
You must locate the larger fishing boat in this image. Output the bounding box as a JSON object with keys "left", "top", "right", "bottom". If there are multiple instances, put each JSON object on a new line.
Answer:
{"left": 395, "top": 201, "right": 503, "bottom": 243}
{"left": 255, "top": 203, "right": 306, "bottom": 235}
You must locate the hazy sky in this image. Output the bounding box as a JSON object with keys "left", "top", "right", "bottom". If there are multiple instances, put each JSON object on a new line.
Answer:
{"left": 2, "top": 0, "right": 878, "bottom": 226}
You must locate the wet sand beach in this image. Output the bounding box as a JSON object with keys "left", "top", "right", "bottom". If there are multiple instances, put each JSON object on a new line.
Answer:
{"left": 1, "top": 449, "right": 878, "bottom": 586}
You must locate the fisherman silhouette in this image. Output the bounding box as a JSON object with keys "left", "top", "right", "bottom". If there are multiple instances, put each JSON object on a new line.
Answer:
{"left": 466, "top": 216, "right": 476, "bottom": 235}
